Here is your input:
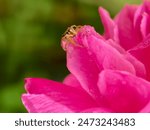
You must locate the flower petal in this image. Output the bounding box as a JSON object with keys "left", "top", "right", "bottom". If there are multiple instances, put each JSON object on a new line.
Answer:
{"left": 23, "top": 78, "right": 98, "bottom": 112}
{"left": 114, "top": 5, "right": 138, "bottom": 50}
{"left": 106, "top": 39, "right": 125, "bottom": 54}
{"left": 98, "top": 7, "right": 118, "bottom": 42}
{"left": 124, "top": 53, "right": 146, "bottom": 78}
{"left": 141, "top": 12, "right": 150, "bottom": 38}
{"left": 98, "top": 70, "right": 150, "bottom": 112}
{"left": 129, "top": 34, "right": 150, "bottom": 80}
{"left": 63, "top": 74, "right": 81, "bottom": 88}
{"left": 133, "top": 2, "right": 150, "bottom": 44}
{"left": 22, "top": 94, "right": 73, "bottom": 113}
{"left": 81, "top": 107, "right": 113, "bottom": 113}
{"left": 134, "top": 2, "right": 150, "bottom": 27}
{"left": 65, "top": 45, "right": 101, "bottom": 101}
{"left": 140, "top": 100, "right": 150, "bottom": 113}
{"left": 105, "top": 39, "right": 146, "bottom": 78}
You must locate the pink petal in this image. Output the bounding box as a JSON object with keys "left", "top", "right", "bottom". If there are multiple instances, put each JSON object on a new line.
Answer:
{"left": 22, "top": 94, "right": 73, "bottom": 113}
{"left": 140, "top": 12, "right": 150, "bottom": 38}
{"left": 65, "top": 45, "right": 101, "bottom": 101}
{"left": 124, "top": 53, "right": 146, "bottom": 78}
{"left": 106, "top": 39, "right": 126, "bottom": 54}
{"left": 98, "top": 7, "right": 118, "bottom": 42}
{"left": 63, "top": 74, "right": 81, "bottom": 88}
{"left": 114, "top": 5, "right": 138, "bottom": 50}
{"left": 133, "top": 4, "right": 144, "bottom": 43}
{"left": 81, "top": 107, "right": 113, "bottom": 113}
{"left": 133, "top": 2, "right": 150, "bottom": 44}
{"left": 98, "top": 70, "right": 150, "bottom": 113}
{"left": 134, "top": 2, "right": 150, "bottom": 26}
{"left": 23, "top": 78, "right": 98, "bottom": 112}
{"left": 106, "top": 40, "right": 146, "bottom": 78}
{"left": 129, "top": 34, "right": 150, "bottom": 80}
{"left": 140, "top": 100, "right": 150, "bottom": 112}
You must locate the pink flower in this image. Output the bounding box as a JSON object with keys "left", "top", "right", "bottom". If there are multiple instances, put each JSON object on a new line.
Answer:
{"left": 22, "top": 2, "right": 150, "bottom": 113}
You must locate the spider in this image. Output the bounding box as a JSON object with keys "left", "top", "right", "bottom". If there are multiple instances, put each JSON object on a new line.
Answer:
{"left": 61, "top": 25, "right": 82, "bottom": 49}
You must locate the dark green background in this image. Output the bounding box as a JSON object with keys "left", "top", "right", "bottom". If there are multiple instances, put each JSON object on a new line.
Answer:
{"left": 0, "top": 0, "right": 141, "bottom": 112}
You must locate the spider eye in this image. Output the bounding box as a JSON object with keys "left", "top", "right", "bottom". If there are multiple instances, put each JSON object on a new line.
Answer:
{"left": 72, "top": 25, "right": 77, "bottom": 29}
{"left": 66, "top": 31, "right": 69, "bottom": 35}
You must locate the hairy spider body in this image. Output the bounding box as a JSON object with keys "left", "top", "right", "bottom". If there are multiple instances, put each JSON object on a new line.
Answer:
{"left": 62, "top": 25, "right": 82, "bottom": 49}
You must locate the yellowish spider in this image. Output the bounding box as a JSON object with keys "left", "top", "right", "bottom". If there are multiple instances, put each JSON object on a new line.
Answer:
{"left": 61, "top": 25, "right": 82, "bottom": 49}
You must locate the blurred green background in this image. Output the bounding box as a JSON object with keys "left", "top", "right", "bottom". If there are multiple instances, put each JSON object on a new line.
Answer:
{"left": 0, "top": 0, "right": 141, "bottom": 112}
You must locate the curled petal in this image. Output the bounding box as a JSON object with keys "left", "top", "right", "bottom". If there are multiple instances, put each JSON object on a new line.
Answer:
{"left": 133, "top": 2, "right": 150, "bottom": 44}
{"left": 98, "top": 7, "right": 118, "bottom": 42}
{"left": 141, "top": 12, "right": 150, "bottom": 38}
{"left": 134, "top": 1, "right": 150, "bottom": 26}
{"left": 114, "top": 5, "right": 138, "bottom": 50}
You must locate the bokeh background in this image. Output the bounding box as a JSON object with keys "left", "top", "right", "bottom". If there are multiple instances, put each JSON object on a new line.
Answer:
{"left": 0, "top": 0, "right": 141, "bottom": 112}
